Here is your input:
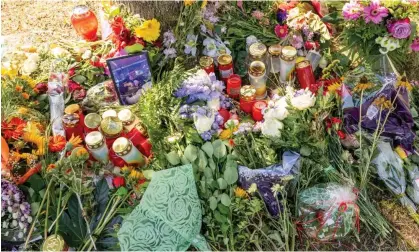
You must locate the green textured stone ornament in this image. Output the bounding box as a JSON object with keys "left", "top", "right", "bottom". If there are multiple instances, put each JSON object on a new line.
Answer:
{"left": 118, "top": 164, "right": 210, "bottom": 251}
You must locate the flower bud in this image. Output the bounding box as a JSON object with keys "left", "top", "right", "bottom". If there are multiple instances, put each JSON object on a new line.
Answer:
{"left": 11, "top": 220, "right": 17, "bottom": 227}
{"left": 27, "top": 216, "right": 33, "bottom": 223}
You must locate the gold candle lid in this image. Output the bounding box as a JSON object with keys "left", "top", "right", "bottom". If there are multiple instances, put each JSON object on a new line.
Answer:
{"left": 64, "top": 104, "right": 81, "bottom": 115}
{"left": 62, "top": 113, "right": 80, "bottom": 126}
{"left": 118, "top": 109, "right": 135, "bottom": 126}
{"left": 249, "top": 43, "right": 267, "bottom": 58}
{"left": 268, "top": 44, "right": 282, "bottom": 56}
{"left": 85, "top": 131, "right": 104, "bottom": 149}
{"left": 217, "top": 54, "right": 232, "bottom": 66}
{"left": 112, "top": 137, "right": 132, "bottom": 155}
{"left": 42, "top": 234, "right": 66, "bottom": 252}
{"left": 199, "top": 56, "right": 214, "bottom": 68}
{"left": 249, "top": 61, "right": 266, "bottom": 77}
{"left": 281, "top": 46, "right": 297, "bottom": 61}
{"left": 296, "top": 60, "right": 311, "bottom": 69}
{"left": 100, "top": 116, "right": 123, "bottom": 138}
{"left": 102, "top": 109, "right": 117, "bottom": 119}
{"left": 84, "top": 113, "right": 101, "bottom": 129}
{"left": 240, "top": 85, "right": 256, "bottom": 97}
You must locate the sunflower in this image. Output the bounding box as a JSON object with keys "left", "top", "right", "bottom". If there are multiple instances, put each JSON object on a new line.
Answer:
{"left": 373, "top": 96, "right": 392, "bottom": 110}
{"left": 234, "top": 187, "right": 247, "bottom": 198}
{"left": 135, "top": 19, "right": 161, "bottom": 42}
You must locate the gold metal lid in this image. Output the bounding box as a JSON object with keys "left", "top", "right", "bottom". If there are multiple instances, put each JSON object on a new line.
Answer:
{"left": 249, "top": 43, "right": 267, "bottom": 58}
{"left": 102, "top": 109, "right": 117, "bottom": 119}
{"left": 62, "top": 113, "right": 80, "bottom": 126}
{"left": 248, "top": 61, "right": 266, "bottom": 77}
{"left": 84, "top": 113, "right": 101, "bottom": 129}
{"left": 100, "top": 116, "right": 123, "bottom": 138}
{"left": 217, "top": 54, "right": 232, "bottom": 66}
{"left": 85, "top": 131, "right": 104, "bottom": 148}
{"left": 118, "top": 109, "right": 134, "bottom": 125}
{"left": 42, "top": 234, "right": 66, "bottom": 252}
{"left": 64, "top": 104, "right": 81, "bottom": 115}
{"left": 281, "top": 46, "right": 297, "bottom": 61}
{"left": 240, "top": 85, "right": 256, "bottom": 97}
{"left": 268, "top": 44, "right": 282, "bottom": 56}
{"left": 296, "top": 60, "right": 311, "bottom": 69}
{"left": 199, "top": 56, "right": 214, "bottom": 68}
{"left": 112, "top": 137, "right": 132, "bottom": 155}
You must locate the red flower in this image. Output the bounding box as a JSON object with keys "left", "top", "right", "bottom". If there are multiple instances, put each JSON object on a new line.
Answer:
{"left": 304, "top": 41, "right": 320, "bottom": 50}
{"left": 112, "top": 176, "right": 126, "bottom": 188}
{"left": 68, "top": 68, "right": 76, "bottom": 77}
{"left": 152, "top": 39, "right": 162, "bottom": 48}
{"left": 228, "top": 139, "right": 235, "bottom": 147}
{"left": 73, "top": 88, "right": 86, "bottom": 101}
{"left": 138, "top": 178, "right": 147, "bottom": 185}
{"left": 274, "top": 24, "right": 288, "bottom": 38}
{"left": 1, "top": 117, "right": 26, "bottom": 140}
{"left": 337, "top": 130, "right": 346, "bottom": 140}
{"left": 325, "top": 118, "right": 332, "bottom": 129}
{"left": 331, "top": 117, "right": 342, "bottom": 125}
{"left": 48, "top": 135, "right": 66, "bottom": 152}
{"left": 68, "top": 80, "right": 82, "bottom": 92}
{"left": 111, "top": 16, "right": 125, "bottom": 35}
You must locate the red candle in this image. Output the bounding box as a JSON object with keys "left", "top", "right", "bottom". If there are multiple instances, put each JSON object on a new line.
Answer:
{"left": 227, "top": 74, "right": 242, "bottom": 100}
{"left": 252, "top": 101, "right": 267, "bottom": 122}
{"left": 296, "top": 60, "right": 315, "bottom": 90}
{"left": 199, "top": 56, "right": 215, "bottom": 75}
{"left": 62, "top": 114, "right": 84, "bottom": 141}
{"left": 217, "top": 54, "right": 233, "bottom": 83}
{"left": 71, "top": 5, "right": 98, "bottom": 41}
{"left": 239, "top": 85, "right": 256, "bottom": 114}
{"left": 140, "top": 139, "right": 152, "bottom": 158}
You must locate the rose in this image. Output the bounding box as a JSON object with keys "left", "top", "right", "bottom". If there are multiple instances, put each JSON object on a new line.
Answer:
{"left": 35, "top": 82, "right": 48, "bottom": 93}
{"left": 112, "top": 176, "right": 125, "bottom": 188}
{"left": 387, "top": 18, "right": 411, "bottom": 39}
{"left": 261, "top": 119, "right": 283, "bottom": 137}
{"left": 68, "top": 80, "right": 82, "bottom": 92}
{"left": 291, "top": 88, "right": 316, "bottom": 110}
{"left": 73, "top": 88, "right": 86, "bottom": 101}
{"left": 194, "top": 113, "right": 215, "bottom": 134}
{"left": 304, "top": 41, "right": 320, "bottom": 50}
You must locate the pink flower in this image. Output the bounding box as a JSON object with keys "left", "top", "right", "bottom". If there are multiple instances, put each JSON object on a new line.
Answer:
{"left": 363, "top": 0, "right": 388, "bottom": 24}
{"left": 387, "top": 18, "right": 411, "bottom": 39}
{"left": 68, "top": 80, "right": 82, "bottom": 92}
{"left": 73, "top": 88, "right": 86, "bottom": 101}
{"left": 342, "top": 0, "right": 363, "bottom": 20}
{"left": 290, "top": 34, "right": 303, "bottom": 49}
{"left": 411, "top": 38, "right": 419, "bottom": 52}
{"left": 252, "top": 10, "right": 264, "bottom": 20}
{"left": 275, "top": 24, "right": 288, "bottom": 39}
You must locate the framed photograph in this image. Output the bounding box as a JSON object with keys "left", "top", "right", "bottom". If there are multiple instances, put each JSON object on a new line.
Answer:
{"left": 106, "top": 52, "right": 153, "bottom": 105}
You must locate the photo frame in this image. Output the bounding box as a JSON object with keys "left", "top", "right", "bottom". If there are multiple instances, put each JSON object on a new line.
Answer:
{"left": 106, "top": 52, "right": 153, "bottom": 105}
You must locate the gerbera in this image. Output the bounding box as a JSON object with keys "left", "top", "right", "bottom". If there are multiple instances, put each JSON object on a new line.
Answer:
{"left": 363, "top": 0, "right": 388, "bottom": 24}
{"left": 135, "top": 19, "right": 161, "bottom": 42}
{"left": 65, "top": 134, "right": 82, "bottom": 150}
{"left": 48, "top": 135, "right": 66, "bottom": 152}
{"left": 234, "top": 187, "right": 247, "bottom": 198}
{"left": 342, "top": 0, "right": 362, "bottom": 20}
{"left": 21, "top": 93, "right": 30, "bottom": 100}
{"left": 47, "top": 164, "right": 56, "bottom": 172}
{"left": 274, "top": 24, "right": 288, "bottom": 39}
{"left": 1, "top": 117, "right": 26, "bottom": 140}
{"left": 327, "top": 82, "right": 342, "bottom": 94}
{"left": 75, "top": 147, "right": 88, "bottom": 157}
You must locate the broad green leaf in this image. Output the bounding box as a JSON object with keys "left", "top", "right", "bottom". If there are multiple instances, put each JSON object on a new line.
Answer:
{"left": 125, "top": 43, "right": 144, "bottom": 54}
{"left": 184, "top": 145, "right": 198, "bottom": 162}
{"left": 197, "top": 150, "right": 208, "bottom": 169}
{"left": 208, "top": 158, "right": 216, "bottom": 171}
{"left": 224, "top": 159, "right": 238, "bottom": 185}
{"left": 204, "top": 167, "right": 213, "bottom": 179}
{"left": 72, "top": 75, "right": 87, "bottom": 84}
{"left": 214, "top": 210, "right": 227, "bottom": 223}
{"left": 166, "top": 151, "right": 181, "bottom": 166}
{"left": 217, "top": 178, "right": 227, "bottom": 190}
{"left": 217, "top": 203, "right": 230, "bottom": 215}
{"left": 220, "top": 193, "right": 231, "bottom": 206}
{"left": 202, "top": 141, "right": 214, "bottom": 157}
{"left": 209, "top": 196, "right": 218, "bottom": 210}
{"left": 181, "top": 155, "right": 190, "bottom": 165}
{"left": 213, "top": 140, "right": 227, "bottom": 159}
{"left": 30, "top": 202, "right": 40, "bottom": 217}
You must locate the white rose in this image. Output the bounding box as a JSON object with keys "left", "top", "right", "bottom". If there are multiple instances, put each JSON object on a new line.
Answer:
{"left": 194, "top": 114, "right": 215, "bottom": 134}
{"left": 207, "top": 97, "right": 220, "bottom": 111}
{"left": 264, "top": 97, "right": 289, "bottom": 120}
{"left": 261, "top": 119, "right": 283, "bottom": 137}
{"left": 51, "top": 47, "right": 70, "bottom": 58}
{"left": 81, "top": 50, "right": 92, "bottom": 60}
{"left": 291, "top": 89, "right": 316, "bottom": 110}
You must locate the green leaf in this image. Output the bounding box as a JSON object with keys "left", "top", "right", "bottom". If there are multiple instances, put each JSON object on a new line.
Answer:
{"left": 125, "top": 43, "right": 145, "bottom": 54}
{"left": 197, "top": 150, "right": 208, "bottom": 169}
{"left": 94, "top": 179, "right": 110, "bottom": 215}
{"left": 116, "top": 187, "right": 128, "bottom": 196}
{"left": 202, "top": 141, "right": 214, "bottom": 157}
{"left": 204, "top": 167, "right": 213, "bottom": 179}
{"left": 166, "top": 151, "right": 181, "bottom": 166}
{"left": 208, "top": 158, "right": 216, "bottom": 171}
{"left": 25, "top": 173, "right": 45, "bottom": 192}
{"left": 213, "top": 140, "right": 227, "bottom": 159}
{"left": 217, "top": 178, "right": 228, "bottom": 190}
{"left": 214, "top": 210, "right": 227, "bottom": 223}
{"left": 217, "top": 203, "right": 230, "bottom": 215}
{"left": 72, "top": 75, "right": 87, "bottom": 84}
{"left": 209, "top": 196, "right": 218, "bottom": 210}
{"left": 181, "top": 155, "right": 190, "bottom": 165}
{"left": 224, "top": 158, "right": 238, "bottom": 185}
{"left": 59, "top": 195, "right": 87, "bottom": 247}
{"left": 30, "top": 202, "right": 40, "bottom": 217}
{"left": 220, "top": 193, "right": 231, "bottom": 206}
{"left": 142, "top": 170, "right": 154, "bottom": 180}
{"left": 184, "top": 145, "right": 198, "bottom": 162}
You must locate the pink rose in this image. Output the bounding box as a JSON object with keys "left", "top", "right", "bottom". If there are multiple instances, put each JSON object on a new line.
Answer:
{"left": 387, "top": 18, "right": 411, "bottom": 39}
{"left": 68, "top": 80, "right": 82, "bottom": 92}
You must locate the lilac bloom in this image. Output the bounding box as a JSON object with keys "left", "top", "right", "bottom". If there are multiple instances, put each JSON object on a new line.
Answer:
{"left": 184, "top": 34, "right": 198, "bottom": 56}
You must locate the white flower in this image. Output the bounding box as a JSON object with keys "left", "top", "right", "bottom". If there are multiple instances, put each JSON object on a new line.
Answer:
{"left": 247, "top": 183, "right": 257, "bottom": 194}
{"left": 21, "top": 53, "right": 39, "bottom": 75}
{"left": 194, "top": 113, "right": 215, "bottom": 134}
{"left": 51, "top": 47, "right": 70, "bottom": 58}
{"left": 291, "top": 88, "right": 316, "bottom": 110}
{"left": 261, "top": 119, "right": 283, "bottom": 137}
{"left": 203, "top": 37, "right": 217, "bottom": 58}
{"left": 264, "top": 96, "right": 289, "bottom": 121}
{"left": 225, "top": 119, "right": 239, "bottom": 129}
{"left": 271, "top": 184, "right": 284, "bottom": 195}
{"left": 27, "top": 216, "right": 32, "bottom": 223}
{"left": 74, "top": 46, "right": 88, "bottom": 55}
{"left": 207, "top": 97, "right": 220, "bottom": 111}
{"left": 81, "top": 50, "right": 92, "bottom": 60}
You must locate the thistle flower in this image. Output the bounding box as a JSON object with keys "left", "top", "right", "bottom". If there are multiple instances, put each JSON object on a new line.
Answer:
{"left": 234, "top": 187, "right": 248, "bottom": 198}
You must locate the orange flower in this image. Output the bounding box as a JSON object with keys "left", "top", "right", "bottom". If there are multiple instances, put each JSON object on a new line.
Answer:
{"left": 47, "top": 164, "right": 56, "bottom": 172}
{"left": 48, "top": 135, "right": 66, "bottom": 152}
{"left": 21, "top": 92, "right": 30, "bottom": 99}
{"left": 16, "top": 85, "right": 23, "bottom": 92}
{"left": 75, "top": 147, "right": 88, "bottom": 157}
{"left": 67, "top": 134, "right": 82, "bottom": 150}
{"left": 33, "top": 88, "right": 39, "bottom": 94}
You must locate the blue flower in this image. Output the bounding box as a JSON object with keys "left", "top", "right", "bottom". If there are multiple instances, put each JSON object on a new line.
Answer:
{"left": 200, "top": 130, "right": 213, "bottom": 141}
{"left": 203, "top": 37, "right": 217, "bottom": 58}
{"left": 276, "top": 9, "right": 288, "bottom": 24}
{"left": 184, "top": 34, "right": 198, "bottom": 56}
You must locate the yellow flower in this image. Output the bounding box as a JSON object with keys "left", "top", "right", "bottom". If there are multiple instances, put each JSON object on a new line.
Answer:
{"left": 135, "top": 19, "right": 161, "bottom": 43}
{"left": 68, "top": 134, "right": 83, "bottom": 149}
{"left": 75, "top": 147, "right": 88, "bottom": 157}
{"left": 121, "top": 165, "right": 133, "bottom": 173}
{"left": 129, "top": 169, "right": 144, "bottom": 180}
{"left": 271, "top": 184, "right": 283, "bottom": 195}
{"left": 219, "top": 129, "right": 233, "bottom": 140}
{"left": 395, "top": 146, "right": 407, "bottom": 159}
{"left": 234, "top": 187, "right": 247, "bottom": 198}
{"left": 327, "top": 82, "right": 342, "bottom": 94}
{"left": 18, "top": 107, "right": 28, "bottom": 114}
{"left": 396, "top": 76, "right": 412, "bottom": 92}
{"left": 353, "top": 76, "right": 374, "bottom": 93}
{"left": 47, "top": 164, "right": 56, "bottom": 172}
{"left": 1, "top": 68, "right": 17, "bottom": 78}
{"left": 247, "top": 183, "right": 257, "bottom": 194}
{"left": 373, "top": 96, "right": 392, "bottom": 110}
{"left": 201, "top": 0, "right": 207, "bottom": 9}
{"left": 184, "top": 0, "right": 195, "bottom": 6}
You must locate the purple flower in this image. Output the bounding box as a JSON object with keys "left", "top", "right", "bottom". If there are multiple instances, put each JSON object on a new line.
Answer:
{"left": 411, "top": 38, "right": 419, "bottom": 52}
{"left": 163, "top": 48, "right": 177, "bottom": 59}
{"left": 184, "top": 34, "right": 198, "bottom": 56}
{"left": 163, "top": 30, "right": 176, "bottom": 48}
{"left": 276, "top": 9, "right": 288, "bottom": 24}
{"left": 200, "top": 131, "right": 213, "bottom": 141}
{"left": 387, "top": 18, "right": 411, "bottom": 39}
{"left": 342, "top": 0, "right": 362, "bottom": 20}
{"left": 363, "top": 0, "right": 388, "bottom": 24}
{"left": 290, "top": 34, "right": 304, "bottom": 49}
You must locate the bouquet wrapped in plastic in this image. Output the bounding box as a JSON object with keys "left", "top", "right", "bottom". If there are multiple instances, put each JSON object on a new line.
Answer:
{"left": 297, "top": 183, "right": 359, "bottom": 241}
{"left": 81, "top": 80, "right": 120, "bottom": 112}
{"left": 407, "top": 164, "right": 419, "bottom": 205}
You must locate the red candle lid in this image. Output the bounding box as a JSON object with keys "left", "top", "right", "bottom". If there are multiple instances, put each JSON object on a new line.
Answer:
{"left": 227, "top": 74, "right": 241, "bottom": 85}
{"left": 253, "top": 101, "right": 267, "bottom": 110}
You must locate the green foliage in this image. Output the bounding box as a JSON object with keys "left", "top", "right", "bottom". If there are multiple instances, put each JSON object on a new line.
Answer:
{"left": 58, "top": 195, "right": 87, "bottom": 247}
